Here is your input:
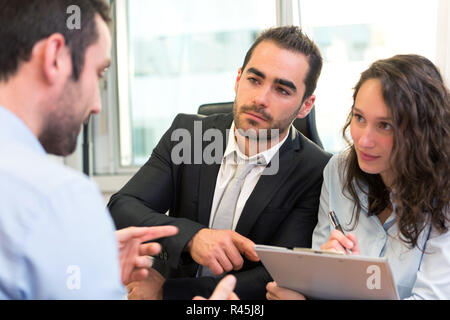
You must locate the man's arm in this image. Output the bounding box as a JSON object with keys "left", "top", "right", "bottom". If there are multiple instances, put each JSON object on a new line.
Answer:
{"left": 108, "top": 114, "right": 205, "bottom": 269}
{"left": 163, "top": 175, "right": 323, "bottom": 300}
{"left": 22, "top": 179, "right": 126, "bottom": 299}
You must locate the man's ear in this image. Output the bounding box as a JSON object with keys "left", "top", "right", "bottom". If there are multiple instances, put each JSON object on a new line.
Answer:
{"left": 234, "top": 68, "right": 242, "bottom": 94}
{"left": 41, "top": 33, "right": 72, "bottom": 85}
{"left": 297, "top": 95, "right": 316, "bottom": 119}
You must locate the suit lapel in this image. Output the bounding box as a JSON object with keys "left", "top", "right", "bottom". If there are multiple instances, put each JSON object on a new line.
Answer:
{"left": 235, "top": 127, "right": 302, "bottom": 236}
{"left": 197, "top": 114, "right": 233, "bottom": 226}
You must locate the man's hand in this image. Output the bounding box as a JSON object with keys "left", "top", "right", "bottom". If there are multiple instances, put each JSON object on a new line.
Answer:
{"left": 266, "top": 281, "right": 306, "bottom": 300}
{"left": 127, "top": 268, "right": 165, "bottom": 300}
{"left": 186, "top": 229, "right": 260, "bottom": 276}
{"left": 116, "top": 226, "right": 178, "bottom": 285}
{"left": 193, "top": 275, "right": 239, "bottom": 300}
{"left": 127, "top": 273, "right": 239, "bottom": 300}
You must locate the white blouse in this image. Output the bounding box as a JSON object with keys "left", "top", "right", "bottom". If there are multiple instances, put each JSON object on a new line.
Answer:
{"left": 312, "top": 153, "right": 450, "bottom": 299}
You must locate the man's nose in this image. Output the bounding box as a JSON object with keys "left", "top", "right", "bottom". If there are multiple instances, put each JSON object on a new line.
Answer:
{"left": 91, "top": 104, "right": 101, "bottom": 115}
{"left": 91, "top": 88, "right": 102, "bottom": 115}
{"left": 253, "top": 85, "right": 271, "bottom": 108}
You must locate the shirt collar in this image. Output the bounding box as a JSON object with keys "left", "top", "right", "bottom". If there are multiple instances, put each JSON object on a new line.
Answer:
{"left": 223, "top": 121, "right": 289, "bottom": 165}
{"left": 384, "top": 192, "right": 397, "bottom": 228}
{"left": 0, "top": 105, "right": 46, "bottom": 155}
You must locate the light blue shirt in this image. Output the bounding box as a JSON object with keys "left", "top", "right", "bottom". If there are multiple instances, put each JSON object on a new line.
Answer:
{"left": 0, "top": 106, "right": 126, "bottom": 299}
{"left": 312, "top": 153, "right": 450, "bottom": 300}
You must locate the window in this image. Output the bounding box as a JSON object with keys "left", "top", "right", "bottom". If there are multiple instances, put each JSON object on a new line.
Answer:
{"left": 90, "top": 0, "right": 448, "bottom": 181}
{"left": 93, "top": 0, "right": 276, "bottom": 174}
{"left": 293, "top": 0, "right": 442, "bottom": 152}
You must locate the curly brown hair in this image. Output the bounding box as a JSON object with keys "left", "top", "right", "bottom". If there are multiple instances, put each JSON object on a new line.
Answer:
{"left": 341, "top": 54, "right": 450, "bottom": 249}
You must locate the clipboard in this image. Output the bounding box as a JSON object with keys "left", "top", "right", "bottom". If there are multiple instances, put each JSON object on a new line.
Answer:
{"left": 255, "top": 244, "right": 399, "bottom": 300}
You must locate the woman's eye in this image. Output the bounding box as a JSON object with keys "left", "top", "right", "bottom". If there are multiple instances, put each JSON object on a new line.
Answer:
{"left": 353, "top": 113, "right": 364, "bottom": 122}
{"left": 379, "top": 122, "right": 393, "bottom": 131}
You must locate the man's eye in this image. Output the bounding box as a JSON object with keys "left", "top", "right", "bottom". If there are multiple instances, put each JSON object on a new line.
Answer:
{"left": 277, "top": 87, "right": 289, "bottom": 96}
{"left": 248, "top": 77, "right": 259, "bottom": 84}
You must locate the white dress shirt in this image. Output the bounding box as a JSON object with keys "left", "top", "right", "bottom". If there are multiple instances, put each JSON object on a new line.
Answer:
{"left": 208, "top": 122, "right": 289, "bottom": 230}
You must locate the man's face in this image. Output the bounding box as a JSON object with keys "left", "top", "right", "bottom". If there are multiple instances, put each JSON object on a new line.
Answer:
{"left": 39, "top": 15, "right": 111, "bottom": 156}
{"left": 233, "top": 40, "right": 314, "bottom": 142}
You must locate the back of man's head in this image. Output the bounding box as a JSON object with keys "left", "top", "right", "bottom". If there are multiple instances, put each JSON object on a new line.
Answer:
{"left": 0, "top": 0, "right": 111, "bottom": 82}
{"left": 241, "top": 26, "right": 322, "bottom": 101}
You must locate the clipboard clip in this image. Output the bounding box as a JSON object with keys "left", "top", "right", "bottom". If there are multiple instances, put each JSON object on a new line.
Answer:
{"left": 293, "top": 247, "right": 345, "bottom": 255}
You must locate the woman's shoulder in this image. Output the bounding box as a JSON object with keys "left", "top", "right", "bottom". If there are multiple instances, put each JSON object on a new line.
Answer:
{"left": 324, "top": 151, "right": 349, "bottom": 180}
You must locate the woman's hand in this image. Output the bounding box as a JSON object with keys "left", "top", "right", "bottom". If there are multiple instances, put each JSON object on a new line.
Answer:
{"left": 320, "top": 230, "right": 360, "bottom": 255}
{"left": 266, "top": 281, "right": 306, "bottom": 300}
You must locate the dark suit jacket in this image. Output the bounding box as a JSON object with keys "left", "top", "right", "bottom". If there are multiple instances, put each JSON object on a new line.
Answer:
{"left": 108, "top": 112, "right": 331, "bottom": 299}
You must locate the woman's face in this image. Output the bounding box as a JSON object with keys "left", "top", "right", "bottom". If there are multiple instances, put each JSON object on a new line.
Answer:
{"left": 350, "top": 78, "right": 394, "bottom": 185}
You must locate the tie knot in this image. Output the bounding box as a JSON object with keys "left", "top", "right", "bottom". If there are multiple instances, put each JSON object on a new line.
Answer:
{"left": 234, "top": 157, "right": 266, "bottom": 180}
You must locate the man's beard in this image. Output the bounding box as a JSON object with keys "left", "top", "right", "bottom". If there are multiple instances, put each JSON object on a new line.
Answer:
{"left": 233, "top": 101, "right": 301, "bottom": 142}
{"left": 38, "top": 81, "right": 85, "bottom": 156}
{"left": 39, "top": 116, "right": 81, "bottom": 156}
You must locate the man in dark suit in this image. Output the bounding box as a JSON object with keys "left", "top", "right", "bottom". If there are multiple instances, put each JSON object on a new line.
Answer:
{"left": 108, "top": 26, "right": 331, "bottom": 300}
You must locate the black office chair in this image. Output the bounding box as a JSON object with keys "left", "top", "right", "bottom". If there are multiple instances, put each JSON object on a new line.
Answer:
{"left": 198, "top": 102, "right": 324, "bottom": 149}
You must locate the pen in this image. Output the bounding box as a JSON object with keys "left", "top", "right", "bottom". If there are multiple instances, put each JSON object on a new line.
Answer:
{"left": 328, "top": 211, "right": 352, "bottom": 254}
{"left": 328, "top": 210, "right": 345, "bottom": 234}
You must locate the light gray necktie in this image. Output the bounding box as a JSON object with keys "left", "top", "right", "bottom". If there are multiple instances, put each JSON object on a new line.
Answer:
{"left": 198, "top": 159, "right": 257, "bottom": 277}
{"left": 211, "top": 160, "right": 257, "bottom": 230}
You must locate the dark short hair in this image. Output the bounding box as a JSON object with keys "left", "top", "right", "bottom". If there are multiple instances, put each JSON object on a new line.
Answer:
{"left": 0, "top": 0, "right": 111, "bottom": 82}
{"left": 241, "top": 26, "right": 323, "bottom": 101}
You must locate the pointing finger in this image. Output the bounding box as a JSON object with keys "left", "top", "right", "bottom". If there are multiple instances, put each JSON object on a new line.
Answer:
{"left": 138, "top": 226, "right": 179, "bottom": 243}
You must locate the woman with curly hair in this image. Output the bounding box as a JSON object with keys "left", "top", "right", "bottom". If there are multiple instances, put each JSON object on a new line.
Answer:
{"left": 266, "top": 54, "right": 450, "bottom": 300}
